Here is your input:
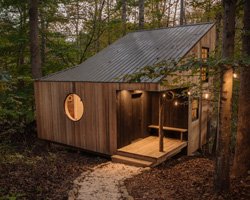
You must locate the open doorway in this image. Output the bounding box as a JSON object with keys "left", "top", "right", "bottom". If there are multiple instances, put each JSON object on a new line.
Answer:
{"left": 116, "top": 90, "right": 151, "bottom": 148}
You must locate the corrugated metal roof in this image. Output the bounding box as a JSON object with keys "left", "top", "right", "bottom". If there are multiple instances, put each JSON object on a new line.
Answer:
{"left": 41, "top": 23, "right": 215, "bottom": 83}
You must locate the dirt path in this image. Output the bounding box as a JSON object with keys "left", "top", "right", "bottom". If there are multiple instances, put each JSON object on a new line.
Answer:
{"left": 68, "top": 162, "right": 147, "bottom": 200}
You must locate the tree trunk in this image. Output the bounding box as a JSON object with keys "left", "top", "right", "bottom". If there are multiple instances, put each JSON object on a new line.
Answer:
{"left": 212, "top": 94, "right": 220, "bottom": 156}
{"left": 17, "top": 8, "right": 26, "bottom": 68}
{"left": 138, "top": 0, "right": 144, "bottom": 29}
{"left": 121, "top": 0, "right": 126, "bottom": 35}
{"left": 40, "top": 11, "right": 46, "bottom": 68}
{"left": 79, "top": 0, "right": 98, "bottom": 63}
{"left": 76, "top": 0, "right": 80, "bottom": 60}
{"left": 205, "top": 111, "right": 211, "bottom": 154}
{"left": 214, "top": 0, "right": 236, "bottom": 193}
{"left": 180, "top": 0, "right": 185, "bottom": 25}
{"left": 96, "top": 0, "right": 105, "bottom": 52}
{"left": 155, "top": 1, "right": 160, "bottom": 28}
{"left": 215, "top": 11, "right": 222, "bottom": 58}
{"left": 232, "top": 0, "right": 250, "bottom": 178}
{"left": 205, "top": 0, "right": 212, "bottom": 21}
{"left": 166, "top": 0, "right": 172, "bottom": 27}
{"left": 29, "top": 0, "right": 42, "bottom": 79}
{"left": 173, "top": 0, "right": 179, "bottom": 26}
{"left": 107, "top": 0, "right": 111, "bottom": 44}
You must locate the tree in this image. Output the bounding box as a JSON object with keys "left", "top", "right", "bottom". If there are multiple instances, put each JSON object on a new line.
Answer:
{"left": 121, "top": 0, "right": 126, "bottom": 35}
{"left": 214, "top": 0, "right": 236, "bottom": 193}
{"left": 29, "top": 0, "right": 42, "bottom": 79}
{"left": 232, "top": 0, "right": 250, "bottom": 178}
{"left": 138, "top": 0, "right": 144, "bottom": 29}
{"left": 180, "top": 0, "right": 185, "bottom": 25}
{"left": 95, "top": 0, "right": 106, "bottom": 52}
{"left": 173, "top": 0, "right": 179, "bottom": 26}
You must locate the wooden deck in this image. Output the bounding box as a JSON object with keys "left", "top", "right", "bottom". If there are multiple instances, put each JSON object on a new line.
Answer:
{"left": 112, "top": 136, "right": 187, "bottom": 167}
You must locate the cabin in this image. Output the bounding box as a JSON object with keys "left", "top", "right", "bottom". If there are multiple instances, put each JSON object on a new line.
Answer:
{"left": 35, "top": 23, "right": 216, "bottom": 167}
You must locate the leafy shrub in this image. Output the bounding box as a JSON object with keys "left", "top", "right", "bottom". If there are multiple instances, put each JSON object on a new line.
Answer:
{"left": 0, "top": 76, "right": 36, "bottom": 143}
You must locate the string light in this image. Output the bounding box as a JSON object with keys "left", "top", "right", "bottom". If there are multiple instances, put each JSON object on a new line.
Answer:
{"left": 187, "top": 91, "right": 191, "bottom": 96}
{"left": 205, "top": 93, "right": 209, "bottom": 99}
{"left": 233, "top": 73, "right": 237, "bottom": 78}
{"left": 174, "top": 101, "right": 178, "bottom": 106}
{"left": 162, "top": 93, "right": 166, "bottom": 98}
{"left": 233, "top": 66, "right": 238, "bottom": 79}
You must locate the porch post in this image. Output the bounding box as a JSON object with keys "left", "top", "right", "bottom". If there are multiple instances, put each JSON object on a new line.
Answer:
{"left": 159, "top": 95, "right": 164, "bottom": 152}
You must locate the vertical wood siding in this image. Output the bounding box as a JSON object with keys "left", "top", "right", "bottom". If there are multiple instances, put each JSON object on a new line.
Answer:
{"left": 187, "top": 25, "right": 216, "bottom": 154}
{"left": 117, "top": 90, "right": 152, "bottom": 148}
{"left": 35, "top": 81, "right": 158, "bottom": 155}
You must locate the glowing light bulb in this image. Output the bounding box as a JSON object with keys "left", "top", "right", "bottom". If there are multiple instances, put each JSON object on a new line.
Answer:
{"left": 174, "top": 101, "right": 178, "bottom": 106}
{"left": 233, "top": 73, "right": 237, "bottom": 78}
{"left": 162, "top": 93, "right": 166, "bottom": 98}
{"left": 187, "top": 91, "right": 191, "bottom": 96}
{"left": 205, "top": 93, "right": 209, "bottom": 99}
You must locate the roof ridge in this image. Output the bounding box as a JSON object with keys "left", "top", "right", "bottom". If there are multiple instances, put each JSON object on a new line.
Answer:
{"left": 132, "top": 22, "right": 215, "bottom": 33}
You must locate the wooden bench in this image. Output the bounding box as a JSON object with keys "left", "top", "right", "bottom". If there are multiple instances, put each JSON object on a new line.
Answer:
{"left": 148, "top": 125, "right": 188, "bottom": 141}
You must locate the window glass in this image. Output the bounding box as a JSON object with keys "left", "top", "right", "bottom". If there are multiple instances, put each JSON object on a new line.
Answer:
{"left": 64, "top": 94, "right": 84, "bottom": 121}
{"left": 192, "top": 99, "right": 199, "bottom": 121}
{"left": 201, "top": 47, "right": 209, "bottom": 82}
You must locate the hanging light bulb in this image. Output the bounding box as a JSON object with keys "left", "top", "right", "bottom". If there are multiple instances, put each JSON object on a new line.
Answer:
{"left": 162, "top": 93, "right": 166, "bottom": 98}
{"left": 174, "top": 101, "right": 178, "bottom": 106}
{"left": 233, "top": 73, "right": 237, "bottom": 78}
{"left": 205, "top": 93, "right": 209, "bottom": 99}
{"left": 187, "top": 91, "right": 191, "bottom": 96}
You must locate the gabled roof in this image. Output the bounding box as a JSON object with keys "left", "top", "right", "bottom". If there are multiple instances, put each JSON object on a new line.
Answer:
{"left": 41, "top": 23, "right": 215, "bottom": 83}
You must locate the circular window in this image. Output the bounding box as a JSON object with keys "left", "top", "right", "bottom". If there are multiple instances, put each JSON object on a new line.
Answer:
{"left": 64, "top": 94, "right": 84, "bottom": 121}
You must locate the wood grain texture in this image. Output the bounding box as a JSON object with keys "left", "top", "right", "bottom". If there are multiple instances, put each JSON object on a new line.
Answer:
{"left": 35, "top": 82, "right": 159, "bottom": 155}
{"left": 148, "top": 125, "right": 187, "bottom": 133}
{"left": 117, "top": 90, "right": 151, "bottom": 148}
{"left": 186, "top": 25, "right": 215, "bottom": 154}
{"left": 117, "top": 136, "right": 187, "bottom": 160}
{"left": 150, "top": 92, "right": 188, "bottom": 130}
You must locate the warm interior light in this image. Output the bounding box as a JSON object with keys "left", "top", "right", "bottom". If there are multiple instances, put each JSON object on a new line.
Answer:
{"left": 162, "top": 93, "right": 166, "bottom": 98}
{"left": 233, "top": 73, "right": 237, "bottom": 78}
{"left": 174, "top": 101, "right": 178, "bottom": 106}
{"left": 65, "top": 94, "right": 84, "bottom": 121}
{"left": 205, "top": 93, "right": 209, "bottom": 99}
{"left": 187, "top": 91, "right": 191, "bottom": 96}
{"left": 132, "top": 90, "right": 143, "bottom": 94}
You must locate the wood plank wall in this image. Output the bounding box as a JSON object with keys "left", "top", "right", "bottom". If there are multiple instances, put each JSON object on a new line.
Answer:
{"left": 187, "top": 25, "right": 216, "bottom": 154}
{"left": 35, "top": 81, "right": 158, "bottom": 155}
{"left": 117, "top": 91, "right": 151, "bottom": 148}
{"left": 150, "top": 92, "right": 188, "bottom": 129}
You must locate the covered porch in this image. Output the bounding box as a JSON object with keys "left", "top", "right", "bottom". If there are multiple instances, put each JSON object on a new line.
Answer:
{"left": 113, "top": 89, "right": 189, "bottom": 167}
{"left": 112, "top": 136, "right": 187, "bottom": 167}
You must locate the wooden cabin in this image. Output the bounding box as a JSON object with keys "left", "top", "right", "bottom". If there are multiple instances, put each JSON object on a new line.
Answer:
{"left": 35, "top": 23, "right": 216, "bottom": 167}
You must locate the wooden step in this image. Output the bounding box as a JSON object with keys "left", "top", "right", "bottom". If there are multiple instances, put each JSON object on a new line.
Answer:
{"left": 152, "top": 149, "right": 181, "bottom": 167}
{"left": 116, "top": 150, "right": 157, "bottom": 163}
{"left": 112, "top": 155, "right": 153, "bottom": 167}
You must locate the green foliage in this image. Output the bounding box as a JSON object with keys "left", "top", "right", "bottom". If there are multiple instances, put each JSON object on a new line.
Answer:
{"left": 0, "top": 75, "right": 34, "bottom": 142}
{"left": 0, "top": 76, "right": 34, "bottom": 121}
{"left": 0, "top": 193, "right": 26, "bottom": 200}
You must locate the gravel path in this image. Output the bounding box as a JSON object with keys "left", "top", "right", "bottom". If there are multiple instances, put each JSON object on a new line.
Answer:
{"left": 68, "top": 162, "right": 147, "bottom": 200}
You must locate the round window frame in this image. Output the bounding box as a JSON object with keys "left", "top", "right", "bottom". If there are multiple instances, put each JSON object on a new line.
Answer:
{"left": 64, "top": 93, "right": 84, "bottom": 122}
